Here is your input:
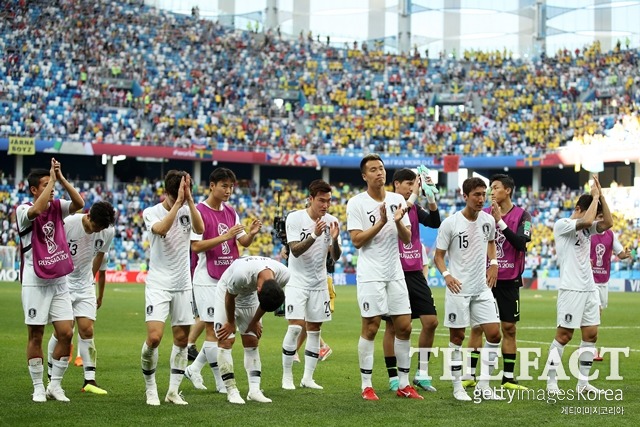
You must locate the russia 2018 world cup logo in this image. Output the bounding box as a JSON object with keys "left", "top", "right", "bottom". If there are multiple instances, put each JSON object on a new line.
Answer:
{"left": 218, "top": 223, "right": 231, "bottom": 255}
{"left": 595, "top": 243, "right": 606, "bottom": 267}
{"left": 42, "top": 221, "right": 57, "bottom": 254}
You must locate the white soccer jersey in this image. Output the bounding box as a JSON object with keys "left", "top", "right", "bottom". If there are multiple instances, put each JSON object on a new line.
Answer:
{"left": 346, "top": 191, "right": 410, "bottom": 283}
{"left": 217, "top": 256, "right": 290, "bottom": 308}
{"left": 190, "top": 201, "right": 246, "bottom": 286}
{"left": 64, "top": 214, "right": 114, "bottom": 291}
{"left": 286, "top": 209, "right": 339, "bottom": 290}
{"left": 554, "top": 218, "right": 600, "bottom": 291}
{"left": 613, "top": 233, "right": 624, "bottom": 255}
{"left": 436, "top": 210, "right": 495, "bottom": 296}
{"left": 16, "top": 200, "right": 72, "bottom": 287}
{"left": 144, "top": 203, "right": 194, "bottom": 291}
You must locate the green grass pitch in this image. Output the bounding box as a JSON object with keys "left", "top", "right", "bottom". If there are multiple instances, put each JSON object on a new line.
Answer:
{"left": 0, "top": 281, "right": 637, "bottom": 426}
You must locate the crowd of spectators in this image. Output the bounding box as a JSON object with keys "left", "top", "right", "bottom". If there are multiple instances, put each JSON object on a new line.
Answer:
{"left": 1, "top": 0, "right": 640, "bottom": 158}
{"left": 1, "top": 176, "right": 638, "bottom": 275}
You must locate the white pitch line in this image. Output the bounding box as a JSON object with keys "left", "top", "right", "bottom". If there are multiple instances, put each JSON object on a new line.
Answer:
{"left": 427, "top": 332, "right": 640, "bottom": 353}
{"left": 517, "top": 326, "right": 640, "bottom": 330}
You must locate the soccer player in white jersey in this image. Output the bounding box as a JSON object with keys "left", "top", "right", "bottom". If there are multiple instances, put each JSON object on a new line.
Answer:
{"left": 543, "top": 175, "right": 613, "bottom": 395}
{"left": 281, "top": 179, "right": 341, "bottom": 391}
{"left": 214, "top": 256, "right": 287, "bottom": 404}
{"left": 17, "top": 159, "right": 84, "bottom": 402}
{"left": 346, "top": 154, "right": 423, "bottom": 401}
{"left": 140, "top": 170, "right": 204, "bottom": 406}
{"left": 433, "top": 177, "right": 503, "bottom": 402}
{"left": 184, "top": 167, "right": 262, "bottom": 392}
{"left": 47, "top": 201, "right": 115, "bottom": 395}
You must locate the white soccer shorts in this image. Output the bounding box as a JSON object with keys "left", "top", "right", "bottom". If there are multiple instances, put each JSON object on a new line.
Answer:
{"left": 193, "top": 284, "right": 218, "bottom": 323}
{"left": 213, "top": 302, "right": 261, "bottom": 339}
{"left": 145, "top": 287, "right": 195, "bottom": 326}
{"left": 356, "top": 279, "right": 411, "bottom": 317}
{"left": 556, "top": 289, "right": 600, "bottom": 329}
{"left": 444, "top": 289, "right": 500, "bottom": 328}
{"left": 69, "top": 285, "right": 97, "bottom": 321}
{"left": 596, "top": 284, "right": 608, "bottom": 309}
{"left": 284, "top": 286, "right": 332, "bottom": 323}
{"left": 22, "top": 284, "right": 73, "bottom": 325}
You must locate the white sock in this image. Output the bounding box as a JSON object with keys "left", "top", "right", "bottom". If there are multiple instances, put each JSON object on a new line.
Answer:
{"left": 303, "top": 331, "right": 321, "bottom": 382}
{"left": 140, "top": 341, "right": 158, "bottom": 389}
{"left": 202, "top": 341, "right": 223, "bottom": 388}
{"left": 244, "top": 347, "right": 261, "bottom": 392}
{"left": 395, "top": 337, "right": 411, "bottom": 389}
{"left": 168, "top": 345, "right": 187, "bottom": 393}
{"left": 477, "top": 340, "right": 500, "bottom": 389}
{"left": 47, "top": 334, "right": 57, "bottom": 378}
{"left": 415, "top": 347, "right": 430, "bottom": 380}
{"left": 282, "top": 325, "right": 302, "bottom": 377}
{"left": 449, "top": 342, "right": 463, "bottom": 392}
{"left": 546, "top": 339, "right": 565, "bottom": 386}
{"left": 358, "top": 337, "right": 374, "bottom": 390}
{"left": 79, "top": 337, "right": 97, "bottom": 381}
{"left": 577, "top": 341, "right": 596, "bottom": 387}
{"left": 190, "top": 346, "right": 208, "bottom": 373}
{"left": 50, "top": 357, "right": 69, "bottom": 388}
{"left": 218, "top": 347, "right": 236, "bottom": 390}
{"left": 28, "top": 358, "right": 44, "bottom": 389}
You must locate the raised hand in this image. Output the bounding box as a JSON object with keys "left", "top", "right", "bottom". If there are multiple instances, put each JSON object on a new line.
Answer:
{"left": 329, "top": 221, "right": 340, "bottom": 240}
{"left": 176, "top": 176, "right": 186, "bottom": 206}
{"left": 248, "top": 219, "right": 262, "bottom": 236}
{"left": 490, "top": 200, "right": 502, "bottom": 222}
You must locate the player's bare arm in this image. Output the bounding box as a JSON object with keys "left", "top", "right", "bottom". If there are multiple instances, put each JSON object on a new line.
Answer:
{"left": 289, "top": 218, "right": 326, "bottom": 257}
{"left": 486, "top": 240, "right": 498, "bottom": 288}
{"left": 238, "top": 218, "right": 262, "bottom": 247}
{"left": 434, "top": 247, "right": 462, "bottom": 294}
{"left": 218, "top": 291, "right": 237, "bottom": 341}
{"left": 55, "top": 158, "right": 85, "bottom": 213}
{"left": 329, "top": 221, "right": 342, "bottom": 261}
{"left": 350, "top": 203, "right": 387, "bottom": 249}
{"left": 394, "top": 205, "right": 411, "bottom": 244}
{"left": 184, "top": 175, "right": 204, "bottom": 234}
{"left": 27, "top": 158, "right": 58, "bottom": 220}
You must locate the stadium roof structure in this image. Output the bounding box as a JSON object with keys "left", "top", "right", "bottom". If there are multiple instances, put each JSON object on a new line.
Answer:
{"left": 149, "top": 0, "right": 640, "bottom": 57}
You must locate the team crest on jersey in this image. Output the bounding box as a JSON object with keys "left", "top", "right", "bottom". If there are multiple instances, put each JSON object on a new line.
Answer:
{"left": 363, "top": 302, "right": 369, "bottom": 312}
{"left": 207, "top": 307, "right": 214, "bottom": 317}
{"left": 28, "top": 308, "right": 37, "bottom": 318}
{"left": 94, "top": 239, "right": 104, "bottom": 251}
{"left": 448, "top": 313, "right": 456, "bottom": 323}
{"left": 287, "top": 304, "right": 293, "bottom": 314}
{"left": 146, "top": 305, "right": 153, "bottom": 315}
{"left": 565, "top": 313, "right": 573, "bottom": 323}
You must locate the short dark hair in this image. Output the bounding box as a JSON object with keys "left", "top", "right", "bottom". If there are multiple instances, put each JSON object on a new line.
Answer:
{"left": 576, "top": 194, "right": 602, "bottom": 214}
{"left": 27, "top": 169, "right": 49, "bottom": 189}
{"left": 360, "top": 154, "right": 383, "bottom": 174}
{"left": 164, "top": 170, "right": 187, "bottom": 199}
{"left": 308, "top": 179, "right": 331, "bottom": 197}
{"left": 392, "top": 168, "right": 416, "bottom": 184}
{"left": 489, "top": 174, "right": 515, "bottom": 198}
{"left": 258, "top": 279, "right": 285, "bottom": 312}
{"left": 462, "top": 177, "right": 487, "bottom": 196}
{"left": 209, "top": 167, "right": 236, "bottom": 185}
{"left": 89, "top": 201, "right": 116, "bottom": 229}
